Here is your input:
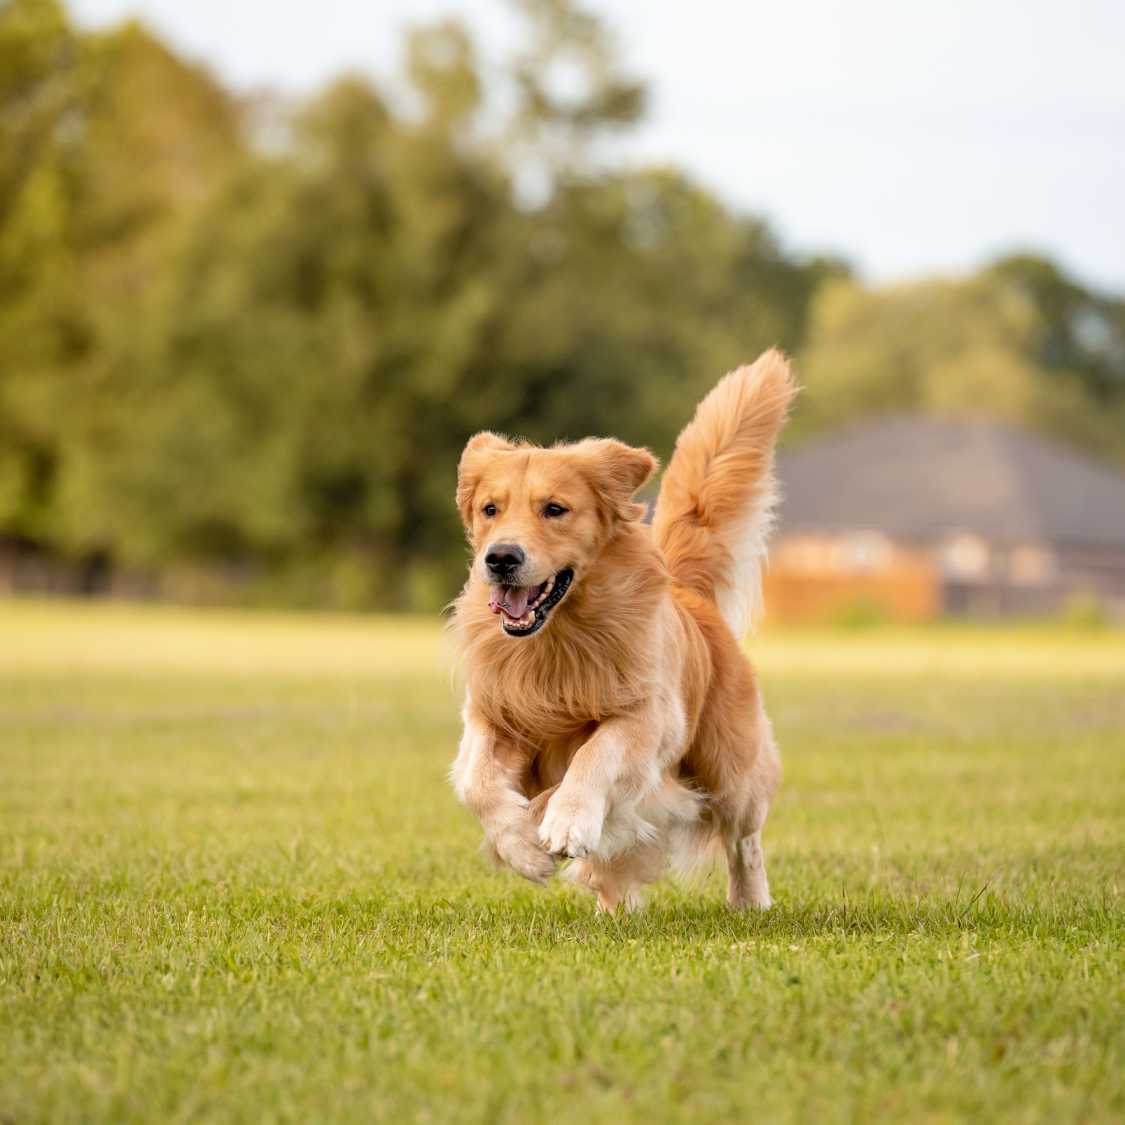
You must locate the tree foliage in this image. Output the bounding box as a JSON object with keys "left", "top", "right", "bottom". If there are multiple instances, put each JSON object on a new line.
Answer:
{"left": 793, "top": 273, "right": 1125, "bottom": 463}
{"left": 1, "top": 0, "right": 1122, "bottom": 606}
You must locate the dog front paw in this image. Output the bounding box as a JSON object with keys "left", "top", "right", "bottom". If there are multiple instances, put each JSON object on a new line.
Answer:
{"left": 537, "top": 788, "right": 606, "bottom": 859}
{"left": 490, "top": 823, "right": 557, "bottom": 884}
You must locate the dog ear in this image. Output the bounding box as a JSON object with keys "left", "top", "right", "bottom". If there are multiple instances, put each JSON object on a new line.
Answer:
{"left": 456, "top": 432, "right": 515, "bottom": 528}
{"left": 577, "top": 438, "right": 659, "bottom": 522}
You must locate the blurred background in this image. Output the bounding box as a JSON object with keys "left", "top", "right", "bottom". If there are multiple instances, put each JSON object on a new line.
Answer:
{"left": 4, "top": 10, "right": 1124, "bottom": 1115}
{"left": 3, "top": 0, "right": 1124, "bottom": 620}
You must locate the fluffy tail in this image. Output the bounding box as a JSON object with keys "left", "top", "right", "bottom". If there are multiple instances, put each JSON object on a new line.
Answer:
{"left": 653, "top": 350, "right": 797, "bottom": 637}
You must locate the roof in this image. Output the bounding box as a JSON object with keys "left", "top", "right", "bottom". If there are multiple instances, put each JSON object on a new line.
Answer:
{"left": 775, "top": 415, "right": 1125, "bottom": 550}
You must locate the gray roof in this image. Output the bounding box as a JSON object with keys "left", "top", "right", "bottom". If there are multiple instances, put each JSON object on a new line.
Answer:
{"left": 776, "top": 415, "right": 1125, "bottom": 549}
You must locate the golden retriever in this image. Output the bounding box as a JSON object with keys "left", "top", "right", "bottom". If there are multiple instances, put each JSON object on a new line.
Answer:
{"left": 450, "top": 350, "right": 796, "bottom": 911}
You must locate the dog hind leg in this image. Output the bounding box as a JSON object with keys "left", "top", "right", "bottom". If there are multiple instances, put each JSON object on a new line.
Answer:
{"left": 568, "top": 849, "right": 661, "bottom": 913}
{"left": 721, "top": 710, "right": 779, "bottom": 911}
{"left": 725, "top": 818, "right": 771, "bottom": 910}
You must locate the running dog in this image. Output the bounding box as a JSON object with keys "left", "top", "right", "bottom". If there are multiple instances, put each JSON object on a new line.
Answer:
{"left": 450, "top": 351, "right": 796, "bottom": 911}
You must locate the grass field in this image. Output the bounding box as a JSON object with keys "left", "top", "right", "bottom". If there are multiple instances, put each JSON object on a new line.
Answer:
{"left": 1, "top": 601, "right": 1123, "bottom": 1123}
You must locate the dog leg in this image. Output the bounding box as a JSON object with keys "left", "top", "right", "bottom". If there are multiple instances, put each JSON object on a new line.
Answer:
{"left": 592, "top": 848, "right": 666, "bottom": 913}
{"left": 722, "top": 704, "right": 779, "bottom": 910}
{"left": 725, "top": 827, "right": 771, "bottom": 910}
{"left": 723, "top": 780, "right": 772, "bottom": 910}
{"left": 451, "top": 702, "right": 555, "bottom": 884}
{"left": 526, "top": 784, "right": 559, "bottom": 828}
{"left": 537, "top": 711, "right": 665, "bottom": 860}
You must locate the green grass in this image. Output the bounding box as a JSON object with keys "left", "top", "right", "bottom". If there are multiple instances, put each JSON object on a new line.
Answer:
{"left": 1, "top": 601, "right": 1123, "bottom": 1123}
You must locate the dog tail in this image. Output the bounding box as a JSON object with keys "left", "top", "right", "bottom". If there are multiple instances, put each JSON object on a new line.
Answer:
{"left": 652, "top": 350, "right": 797, "bottom": 637}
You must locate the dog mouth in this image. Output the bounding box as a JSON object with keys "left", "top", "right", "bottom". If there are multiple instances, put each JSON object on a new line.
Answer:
{"left": 488, "top": 569, "right": 574, "bottom": 637}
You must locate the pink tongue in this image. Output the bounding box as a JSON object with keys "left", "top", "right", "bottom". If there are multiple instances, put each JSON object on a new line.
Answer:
{"left": 489, "top": 584, "right": 531, "bottom": 618}
{"left": 488, "top": 585, "right": 531, "bottom": 621}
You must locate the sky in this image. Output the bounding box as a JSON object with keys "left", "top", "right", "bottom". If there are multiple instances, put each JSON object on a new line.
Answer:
{"left": 70, "top": 0, "right": 1125, "bottom": 291}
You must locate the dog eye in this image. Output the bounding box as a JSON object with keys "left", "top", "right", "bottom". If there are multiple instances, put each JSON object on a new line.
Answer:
{"left": 543, "top": 503, "right": 568, "bottom": 518}
{"left": 482, "top": 503, "right": 497, "bottom": 518}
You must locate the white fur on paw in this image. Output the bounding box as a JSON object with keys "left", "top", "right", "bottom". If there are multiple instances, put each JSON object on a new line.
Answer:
{"left": 537, "top": 789, "right": 605, "bottom": 859}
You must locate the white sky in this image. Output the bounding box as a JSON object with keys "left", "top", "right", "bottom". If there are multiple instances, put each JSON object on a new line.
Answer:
{"left": 71, "top": 0, "right": 1125, "bottom": 291}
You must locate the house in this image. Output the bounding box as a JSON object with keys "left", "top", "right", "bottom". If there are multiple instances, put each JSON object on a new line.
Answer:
{"left": 765, "top": 416, "right": 1125, "bottom": 622}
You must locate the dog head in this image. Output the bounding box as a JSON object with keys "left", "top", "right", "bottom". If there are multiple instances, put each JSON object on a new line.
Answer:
{"left": 456, "top": 433, "right": 657, "bottom": 637}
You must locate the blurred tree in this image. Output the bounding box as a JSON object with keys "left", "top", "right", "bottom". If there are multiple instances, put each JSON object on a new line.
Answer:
{"left": 0, "top": 0, "right": 88, "bottom": 545}
{"left": 987, "top": 253, "right": 1125, "bottom": 401}
{"left": 5, "top": 1, "right": 1117, "bottom": 608}
{"left": 0, "top": 0, "right": 242, "bottom": 574}
{"left": 508, "top": 0, "right": 645, "bottom": 185}
{"left": 491, "top": 167, "right": 827, "bottom": 455}
{"left": 58, "top": 2, "right": 832, "bottom": 608}
{"left": 95, "top": 44, "right": 516, "bottom": 606}
{"left": 406, "top": 19, "right": 481, "bottom": 130}
{"left": 793, "top": 273, "right": 1125, "bottom": 466}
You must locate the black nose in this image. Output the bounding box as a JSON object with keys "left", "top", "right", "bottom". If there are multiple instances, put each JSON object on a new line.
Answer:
{"left": 485, "top": 543, "right": 525, "bottom": 578}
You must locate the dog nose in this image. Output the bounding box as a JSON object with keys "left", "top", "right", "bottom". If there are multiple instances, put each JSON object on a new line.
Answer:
{"left": 485, "top": 543, "right": 525, "bottom": 578}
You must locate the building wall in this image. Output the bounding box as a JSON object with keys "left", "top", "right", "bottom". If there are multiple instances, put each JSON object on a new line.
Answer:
{"left": 763, "top": 568, "right": 940, "bottom": 622}
{"left": 766, "top": 531, "right": 1125, "bottom": 622}
{"left": 765, "top": 532, "right": 939, "bottom": 622}
{"left": 943, "top": 545, "right": 1125, "bottom": 620}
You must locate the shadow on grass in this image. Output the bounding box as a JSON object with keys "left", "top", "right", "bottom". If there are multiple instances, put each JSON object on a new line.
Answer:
{"left": 395, "top": 876, "right": 1118, "bottom": 948}
{"left": 13, "top": 844, "right": 1116, "bottom": 953}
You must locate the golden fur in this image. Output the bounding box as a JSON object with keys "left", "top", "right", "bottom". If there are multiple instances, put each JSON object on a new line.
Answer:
{"left": 450, "top": 350, "right": 797, "bottom": 911}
